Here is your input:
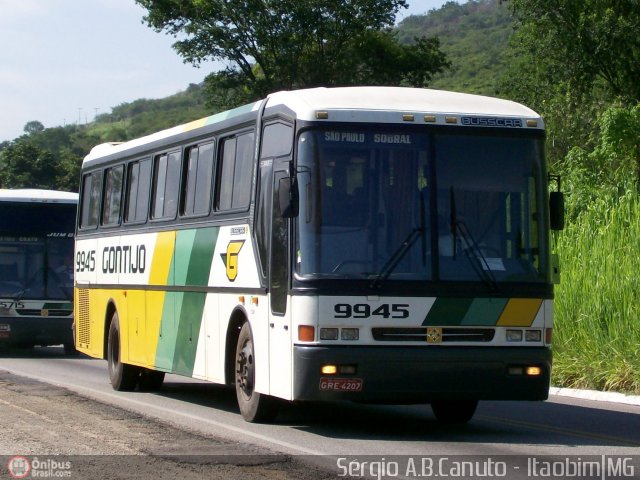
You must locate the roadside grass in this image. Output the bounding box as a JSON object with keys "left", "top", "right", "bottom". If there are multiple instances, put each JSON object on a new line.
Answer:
{"left": 553, "top": 190, "right": 640, "bottom": 393}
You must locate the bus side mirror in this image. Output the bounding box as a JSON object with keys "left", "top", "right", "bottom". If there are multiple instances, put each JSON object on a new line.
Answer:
{"left": 278, "top": 176, "right": 299, "bottom": 218}
{"left": 549, "top": 191, "right": 564, "bottom": 230}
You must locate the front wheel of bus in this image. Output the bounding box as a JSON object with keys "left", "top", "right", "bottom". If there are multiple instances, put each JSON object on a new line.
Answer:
{"left": 107, "top": 312, "right": 139, "bottom": 391}
{"left": 235, "top": 322, "right": 279, "bottom": 423}
{"left": 431, "top": 400, "right": 478, "bottom": 424}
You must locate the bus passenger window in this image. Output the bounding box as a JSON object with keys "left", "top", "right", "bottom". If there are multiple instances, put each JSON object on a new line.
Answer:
{"left": 216, "top": 132, "right": 255, "bottom": 211}
{"left": 183, "top": 141, "right": 214, "bottom": 217}
{"left": 102, "top": 165, "right": 124, "bottom": 226}
{"left": 80, "top": 171, "right": 102, "bottom": 229}
{"left": 152, "top": 150, "right": 181, "bottom": 220}
{"left": 125, "top": 159, "right": 151, "bottom": 223}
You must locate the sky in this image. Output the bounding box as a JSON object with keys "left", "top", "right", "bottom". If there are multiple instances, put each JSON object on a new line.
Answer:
{"left": 0, "top": 0, "right": 457, "bottom": 143}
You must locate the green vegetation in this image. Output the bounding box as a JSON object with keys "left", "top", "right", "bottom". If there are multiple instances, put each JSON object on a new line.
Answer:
{"left": 398, "top": 0, "right": 512, "bottom": 95}
{"left": 1, "top": 0, "right": 639, "bottom": 393}
{"left": 555, "top": 190, "right": 640, "bottom": 393}
{"left": 552, "top": 105, "right": 640, "bottom": 393}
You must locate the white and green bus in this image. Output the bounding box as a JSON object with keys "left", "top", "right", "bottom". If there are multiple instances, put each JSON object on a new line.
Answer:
{"left": 0, "top": 189, "right": 77, "bottom": 353}
{"left": 74, "top": 87, "right": 563, "bottom": 423}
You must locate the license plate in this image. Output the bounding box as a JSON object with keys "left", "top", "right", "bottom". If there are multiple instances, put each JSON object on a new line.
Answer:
{"left": 319, "top": 377, "right": 363, "bottom": 392}
{"left": 0, "top": 324, "right": 10, "bottom": 332}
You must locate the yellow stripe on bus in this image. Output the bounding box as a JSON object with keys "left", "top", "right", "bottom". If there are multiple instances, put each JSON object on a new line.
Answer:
{"left": 496, "top": 298, "right": 542, "bottom": 327}
{"left": 144, "top": 231, "right": 176, "bottom": 366}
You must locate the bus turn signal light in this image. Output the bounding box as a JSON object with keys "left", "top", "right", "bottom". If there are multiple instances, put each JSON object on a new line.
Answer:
{"left": 526, "top": 366, "right": 542, "bottom": 376}
{"left": 298, "top": 325, "right": 315, "bottom": 342}
{"left": 321, "top": 365, "right": 337, "bottom": 375}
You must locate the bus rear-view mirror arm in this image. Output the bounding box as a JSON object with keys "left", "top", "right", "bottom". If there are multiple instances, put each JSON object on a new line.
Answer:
{"left": 279, "top": 176, "right": 299, "bottom": 218}
{"left": 549, "top": 174, "right": 564, "bottom": 231}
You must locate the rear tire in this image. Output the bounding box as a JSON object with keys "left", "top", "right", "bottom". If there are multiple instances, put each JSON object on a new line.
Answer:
{"left": 235, "top": 322, "right": 279, "bottom": 423}
{"left": 107, "top": 312, "right": 139, "bottom": 391}
{"left": 431, "top": 400, "right": 478, "bottom": 424}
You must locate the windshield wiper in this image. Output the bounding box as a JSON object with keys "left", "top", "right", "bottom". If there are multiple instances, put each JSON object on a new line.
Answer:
{"left": 369, "top": 227, "right": 423, "bottom": 290}
{"left": 456, "top": 221, "right": 499, "bottom": 292}
{"left": 449, "top": 187, "right": 499, "bottom": 292}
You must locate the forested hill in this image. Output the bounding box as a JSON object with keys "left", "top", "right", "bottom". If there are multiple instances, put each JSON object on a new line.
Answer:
{"left": 398, "top": 0, "right": 511, "bottom": 95}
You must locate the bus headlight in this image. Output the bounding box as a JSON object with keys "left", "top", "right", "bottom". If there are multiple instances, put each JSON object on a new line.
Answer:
{"left": 506, "top": 329, "right": 523, "bottom": 342}
{"left": 525, "top": 329, "right": 542, "bottom": 342}
{"left": 319, "top": 328, "right": 338, "bottom": 340}
{"left": 340, "top": 328, "right": 359, "bottom": 341}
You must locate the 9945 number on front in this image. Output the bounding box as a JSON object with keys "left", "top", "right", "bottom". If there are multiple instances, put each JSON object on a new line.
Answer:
{"left": 334, "top": 303, "right": 409, "bottom": 319}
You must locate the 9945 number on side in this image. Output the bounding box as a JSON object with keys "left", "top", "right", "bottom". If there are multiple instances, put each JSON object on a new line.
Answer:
{"left": 334, "top": 303, "right": 409, "bottom": 319}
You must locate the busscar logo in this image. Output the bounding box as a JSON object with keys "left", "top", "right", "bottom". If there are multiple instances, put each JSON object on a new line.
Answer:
{"left": 221, "top": 240, "right": 245, "bottom": 281}
{"left": 7, "top": 456, "right": 31, "bottom": 479}
{"left": 461, "top": 116, "right": 524, "bottom": 128}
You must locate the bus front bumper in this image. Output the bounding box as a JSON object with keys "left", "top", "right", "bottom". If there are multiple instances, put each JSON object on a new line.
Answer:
{"left": 0, "top": 316, "right": 74, "bottom": 347}
{"left": 293, "top": 345, "right": 551, "bottom": 403}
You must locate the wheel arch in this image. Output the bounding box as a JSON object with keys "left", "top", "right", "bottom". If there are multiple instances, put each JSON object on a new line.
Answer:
{"left": 102, "top": 299, "right": 118, "bottom": 360}
{"left": 224, "top": 307, "right": 249, "bottom": 385}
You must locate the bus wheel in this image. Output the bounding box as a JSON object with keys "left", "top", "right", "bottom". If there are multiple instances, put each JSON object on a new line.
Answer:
{"left": 107, "top": 312, "right": 139, "bottom": 391}
{"left": 235, "top": 322, "right": 279, "bottom": 423}
{"left": 431, "top": 400, "right": 478, "bottom": 424}
{"left": 139, "top": 368, "right": 165, "bottom": 392}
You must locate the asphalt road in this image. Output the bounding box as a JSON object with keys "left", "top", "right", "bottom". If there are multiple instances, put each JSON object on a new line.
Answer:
{"left": 1, "top": 346, "right": 639, "bottom": 479}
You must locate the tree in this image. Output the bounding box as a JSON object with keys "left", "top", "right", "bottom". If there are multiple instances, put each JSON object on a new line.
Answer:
{"left": 500, "top": 0, "right": 640, "bottom": 164}
{"left": 23, "top": 121, "right": 45, "bottom": 135}
{"left": 0, "top": 140, "right": 60, "bottom": 189}
{"left": 135, "top": 0, "right": 449, "bottom": 102}
{"left": 506, "top": 0, "right": 640, "bottom": 104}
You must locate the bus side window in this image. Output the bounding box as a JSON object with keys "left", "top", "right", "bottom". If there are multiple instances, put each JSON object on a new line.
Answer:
{"left": 102, "top": 165, "right": 124, "bottom": 226}
{"left": 125, "top": 158, "right": 151, "bottom": 224}
{"left": 261, "top": 123, "right": 293, "bottom": 158}
{"left": 216, "top": 131, "right": 255, "bottom": 212}
{"left": 80, "top": 171, "right": 103, "bottom": 229}
{"left": 151, "top": 150, "right": 181, "bottom": 220}
{"left": 182, "top": 141, "right": 214, "bottom": 217}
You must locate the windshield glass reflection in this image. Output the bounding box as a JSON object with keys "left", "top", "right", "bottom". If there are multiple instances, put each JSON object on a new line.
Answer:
{"left": 295, "top": 128, "right": 548, "bottom": 286}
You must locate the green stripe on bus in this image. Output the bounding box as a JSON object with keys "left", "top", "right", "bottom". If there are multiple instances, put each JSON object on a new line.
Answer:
{"left": 172, "top": 227, "right": 218, "bottom": 375}
{"left": 155, "top": 227, "right": 220, "bottom": 374}
{"left": 156, "top": 292, "right": 179, "bottom": 370}
{"left": 461, "top": 298, "right": 508, "bottom": 325}
{"left": 186, "top": 227, "right": 218, "bottom": 286}
{"left": 423, "top": 297, "right": 511, "bottom": 326}
{"left": 172, "top": 292, "right": 206, "bottom": 375}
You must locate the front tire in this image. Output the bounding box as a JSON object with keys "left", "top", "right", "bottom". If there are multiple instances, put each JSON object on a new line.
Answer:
{"left": 107, "top": 312, "right": 139, "bottom": 391}
{"left": 235, "top": 322, "right": 279, "bottom": 423}
{"left": 431, "top": 400, "right": 478, "bottom": 424}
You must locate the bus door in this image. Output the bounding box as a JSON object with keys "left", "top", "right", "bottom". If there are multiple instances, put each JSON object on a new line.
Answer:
{"left": 268, "top": 160, "right": 293, "bottom": 398}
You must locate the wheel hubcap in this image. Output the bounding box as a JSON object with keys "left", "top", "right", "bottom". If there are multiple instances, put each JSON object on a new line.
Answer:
{"left": 236, "top": 341, "right": 254, "bottom": 397}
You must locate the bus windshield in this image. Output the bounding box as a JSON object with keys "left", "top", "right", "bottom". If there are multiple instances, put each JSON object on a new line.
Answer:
{"left": 295, "top": 127, "right": 548, "bottom": 285}
{"left": 0, "top": 236, "right": 74, "bottom": 300}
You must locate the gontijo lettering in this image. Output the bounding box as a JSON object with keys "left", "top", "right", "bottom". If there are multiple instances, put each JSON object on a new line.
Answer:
{"left": 102, "top": 245, "right": 146, "bottom": 274}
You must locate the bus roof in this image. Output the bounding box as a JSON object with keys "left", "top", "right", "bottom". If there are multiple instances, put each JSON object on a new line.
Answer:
{"left": 267, "top": 86, "right": 541, "bottom": 121}
{"left": 83, "top": 87, "right": 543, "bottom": 165}
{"left": 0, "top": 189, "right": 78, "bottom": 204}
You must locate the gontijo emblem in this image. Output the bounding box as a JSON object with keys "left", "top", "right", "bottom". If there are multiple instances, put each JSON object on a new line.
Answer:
{"left": 426, "top": 327, "right": 442, "bottom": 344}
{"left": 221, "top": 240, "right": 245, "bottom": 281}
